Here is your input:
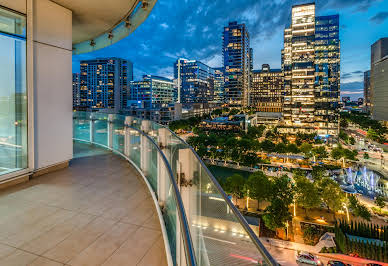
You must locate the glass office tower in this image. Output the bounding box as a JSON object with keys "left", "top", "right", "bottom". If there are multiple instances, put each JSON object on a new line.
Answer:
{"left": 281, "top": 3, "right": 340, "bottom": 137}
{"left": 251, "top": 64, "right": 284, "bottom": 113}
{"left": 214, "top": 67, "right": 225, "bottom": 103}
{"left": 78, "top": 58, "right": 133, "bottom": 111}
{"left": 0, "top": 8, "right": 27, "bottom": 177}
{"left": 129, "top": 75, "right": 175, "bottom": 108}
{"left": 174, "top": 58, "right": 215, "bottom": 105}
{"left": 223, "top": 21, "right": 251, "bottom": 107}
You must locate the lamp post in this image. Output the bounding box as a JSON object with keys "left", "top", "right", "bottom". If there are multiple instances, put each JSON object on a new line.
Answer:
{"left": 343, "top": 203, "right": 350, "bottom": 222}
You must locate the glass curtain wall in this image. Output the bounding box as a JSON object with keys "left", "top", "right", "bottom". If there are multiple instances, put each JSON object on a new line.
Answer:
{"left": 0, "top": 7, "right": 27, "bottom": 178}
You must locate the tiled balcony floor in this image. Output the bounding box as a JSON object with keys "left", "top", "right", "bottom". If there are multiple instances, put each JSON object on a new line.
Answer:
{"left": 0, "top": 142, "right": 167, "bottom": 266}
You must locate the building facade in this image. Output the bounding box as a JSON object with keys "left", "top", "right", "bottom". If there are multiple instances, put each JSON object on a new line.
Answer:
{"left": 78, "top": 58, "right": 133, "bottom": 111}
{"left": 371, "top": 38, "right": 388, "bottom": 122}
{"left": 129, "top": 75, "right": 175, "bottom": 108}
{"left": 214, "top": 67, "right": 225, "bottom": 103}
{"left": 223, "top": 21, "right": 251, "bottom": 106}
{"left": 363, "top": 70, "right": 371, "bottom": 112}
{"left": 72, "top": 73, "right": 80, "bottom": 109}
{"left": 174, "top": 58, "right": 215, "bottom": 105}
{"left": 251, "top": 64, "right": 284, "bottom": 113}
{"left": 281, "top": 3, "right": 340, "bottom": 137}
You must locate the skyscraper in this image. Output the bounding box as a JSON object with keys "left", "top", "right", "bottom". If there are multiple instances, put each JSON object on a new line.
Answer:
{"left": 281, "top": 3, "right": 340, "bottom": 137}
{"left": 223, "top": 21, "right": 251, "bottom": 106}
{"left": 78, "top": 58, "right": 133, "bottom": 111}
{"left": 174, "top": 58, "right": 215, "bottom": 105}
{"left": 371, "top": 38, "right": 388, "bottom": 122}
{"left": 364, "top": 70, "right": 371, "bottom": 111}
{"left": 214, "top": 67, "right": 225, "bottom": 103}
{"left": 251, "top": 64, "right": 284, "bottom": 113}
{"left": 72, "top": 73, "right": 80, "bottom": 109}
{"left": 129, "top": 75, "right": 175, "bottom": 108}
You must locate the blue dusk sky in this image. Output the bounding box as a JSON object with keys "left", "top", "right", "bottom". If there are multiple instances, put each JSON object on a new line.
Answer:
{"left": 72, "top": 0, "right": 388, "bottom": 100}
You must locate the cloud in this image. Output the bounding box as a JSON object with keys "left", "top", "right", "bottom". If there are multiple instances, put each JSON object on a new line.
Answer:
{"left": 160, "top": 23, "right": 169, "bottom": 29}
{"left": 341, "top": 90, "right": 363, "bottom": 95}
{"left": 341, "top": 81, "right": 364, "bottom": 100}
{"left": 370, "top": 11, "right": 388, "bottom": 24}
{"left": 72, "top": 0, "right": 382, "bottom": 80}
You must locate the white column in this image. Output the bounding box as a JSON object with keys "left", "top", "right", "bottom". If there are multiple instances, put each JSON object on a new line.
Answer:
{"left": 107, "top": 114, "right": 114, "bottom": 149}
{"left": 177, "top": 148, "right": 209, "bottom": 265}
{"left": 124, "top": 116, "right": 134, "bottom": 157}
{"left": 157, "top": 128, "right": 170, "bottom": 205}
{"left": 89, "top": 113, "right": 95, "bottom": 143}
{"left": 140, "top": 120, "right": 151, "bottom": 175}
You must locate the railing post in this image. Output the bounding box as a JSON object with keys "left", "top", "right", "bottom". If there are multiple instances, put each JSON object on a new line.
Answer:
{"left": 107, "top": 114, "right": 114, "bottom": 149}
{"left": 140, "top": 120, "right": 151, "bottom": 176}
{"left": 124, "top": 116, "right": 134, "bottom": 157}
{"left": 177, "top": 148, "right": 208, "bottom": 266}
{"left": 89, "top": 113, "right": 95, "bottom": 143}
{"left": 157, "top": 128, "right": 170, "bottom": 207}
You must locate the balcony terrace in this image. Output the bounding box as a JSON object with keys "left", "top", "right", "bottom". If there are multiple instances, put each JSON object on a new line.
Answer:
{"left": 0, "top": 142, "right": 167, "bottom": 266}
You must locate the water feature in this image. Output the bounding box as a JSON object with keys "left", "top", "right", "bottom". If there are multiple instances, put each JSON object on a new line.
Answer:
{"left": 338, "top": 165, "right": 386, "bottom": 197}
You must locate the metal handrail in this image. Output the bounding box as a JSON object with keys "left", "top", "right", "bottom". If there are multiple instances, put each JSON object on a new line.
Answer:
{"left": 127, "top": 124, "right": 197, "bottom": 266}
{"left": 73, "top": 113, "right": 197, "bottom": 266}
{"left": 166, "top": 129, "right": 279, "bottom": 266}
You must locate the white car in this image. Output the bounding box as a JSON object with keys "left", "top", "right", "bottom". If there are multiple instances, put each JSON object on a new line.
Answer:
{"left": 296, "top": 252, "right": 322, "bottom": 265}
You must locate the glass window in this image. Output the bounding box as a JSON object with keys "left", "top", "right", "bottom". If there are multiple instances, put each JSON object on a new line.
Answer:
{"left": 0, "top": 7, "right": 27, "bottom": 177}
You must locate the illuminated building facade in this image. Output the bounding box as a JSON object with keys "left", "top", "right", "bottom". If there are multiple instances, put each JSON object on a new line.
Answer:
{"left": 281, "top": 3, "right": 340, "bottom": 137}
{"left": 223, "top": 21, "right": 251, "bottom": 106}
{"left": 371, "top": 38, "right": 388, "bottom": 122}
{"left": 251, "top": 64, "right": 284, "bottom": 113}
{"left": 364, "top": 70, "right": 371, "bottom": 111}
{"left": 174, "top": 58, "right": 215, "bottom": 105}
{"left": 214, "top": 67, "right": 225, "bottom": 103}
{"left": 79, "top": 58, "right": 133, "bottom": 111}
{"left": 129, "top": 75, "right": 175, "bottom": 108}
{"left": 72, "top": 73, "right": 80, "bottom": 109}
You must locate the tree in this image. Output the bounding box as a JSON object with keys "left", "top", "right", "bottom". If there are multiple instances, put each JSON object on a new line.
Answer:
{"left": 375, "top": 196, "right": 386, "bottom": 212}
{"left": 300, "top": 143, "right": 313, "bottom": 157}
{"left": 260, "top": 140, "right": 275, "bottom": 153}
{"left": 263, "top": 198, "right": 292, "bottom": 231}
{"left": 224, "top": 174, "right": 245, "bottom": 204}
{"left": 319, "top": 177, "right": 346, "bottom": 219}
{"left": 263, "top": 175, "right": 295, "bottom": 230}
{"left": 274, "top": 142, "right": 287, "bottom": 154}
{"left": 363, "top": 152, "right": 369, "bottom": 160}
{"left": 295, "top": 176, "right": 321, "bottom": 217}
{"left": 286, "top": 143, "right": 300, "bottom": 154}
{"left": 331, "top": 147, "right": 343, "bottom": 160}
{"left": 348, "top": 195, "right": 371, "bottom": 221}
{"left": 340, "top": 118, "right": 349, "bottom": 129}
{"left": 245, "top": 171, "right": 271, "bottom": 210}
{"left": 312, "top": 146, "right": 328, "bottom": 159}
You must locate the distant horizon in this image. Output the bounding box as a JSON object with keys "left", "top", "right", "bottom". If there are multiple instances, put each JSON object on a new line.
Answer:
{"left": 72, "top": 0, "right": 388, "bottom": 101}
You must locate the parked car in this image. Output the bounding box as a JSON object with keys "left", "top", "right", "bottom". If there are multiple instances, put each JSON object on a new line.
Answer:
{"left": 327, "top": 260, "right": 351, "bottom": 266}
{"left": 295, "top": 252, "right": 322, "bottom": 265}
{"left": 366, "top": 264, "right": 382, "bottom": 266}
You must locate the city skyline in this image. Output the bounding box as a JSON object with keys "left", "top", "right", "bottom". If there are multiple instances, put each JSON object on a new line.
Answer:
{"left": 72, "top": 0, "right": 388, "bottom": 100}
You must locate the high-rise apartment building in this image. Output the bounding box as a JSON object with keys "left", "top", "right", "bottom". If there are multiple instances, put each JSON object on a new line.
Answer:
{"left": 174, "top": 58, "right": 215, "bottom": 105}
{"left": 78, "top": 58, "right": 133, "bottom": 111}
{"left": 371, "top": 38, "right": 388, "bottom": 122}
{"left": 223, "top": 21, "right": 251, "bottom": 106}
{"left": 281, "top": 3, "right": 340, "bottom": 137}
{"left": 214, "top": 67, "right": 225, "bottom": 103}
{"left": 251, "top": 64, "right": 284, "bottom": 113}
{"left": 72, "top": 73, "right": 80, "bottom": 109}
{"left": 364, "top": 70, "right": 371, "bottom": 111}
{"left": 129, "top": 75, "right": 175, "bottom": 108}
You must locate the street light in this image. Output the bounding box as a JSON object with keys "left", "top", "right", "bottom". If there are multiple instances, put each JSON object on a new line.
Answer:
{"left": 343, "top": 203, "right": 350, "bottom": 222}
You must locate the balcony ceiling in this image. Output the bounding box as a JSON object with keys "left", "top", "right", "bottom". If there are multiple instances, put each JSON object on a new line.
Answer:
{"left": 51, "top": 0, "right": 139, "bottom": 44}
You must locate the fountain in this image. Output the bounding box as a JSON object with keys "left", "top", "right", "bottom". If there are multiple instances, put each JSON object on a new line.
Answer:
{"left": 339, "top": 165, "right": 385, "bottom": 197}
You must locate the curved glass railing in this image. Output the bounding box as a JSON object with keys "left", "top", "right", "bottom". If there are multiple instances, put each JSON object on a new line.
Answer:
{"left": 73, "top": 111, "right": 277, "bottom": 266}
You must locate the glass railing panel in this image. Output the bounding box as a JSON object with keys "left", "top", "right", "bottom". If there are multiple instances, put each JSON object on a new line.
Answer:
{"left": 112, "top": 121, "right": 124, "bottom": 153}
{"left": 73, "top": 117, "right": 90, "bottom": 141}
{"left": 93, "top": 119, "right": 108, "bottom": 146}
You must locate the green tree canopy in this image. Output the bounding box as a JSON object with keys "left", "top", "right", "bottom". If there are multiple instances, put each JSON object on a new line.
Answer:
{"left": 224, "top": 174, "right": 245, "bottom": 200}
{"left": 245, "top": 171, "right": 271, "bottom": 209}
{"left": 295, "top": 176, "right": 321, "bottom": 216}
